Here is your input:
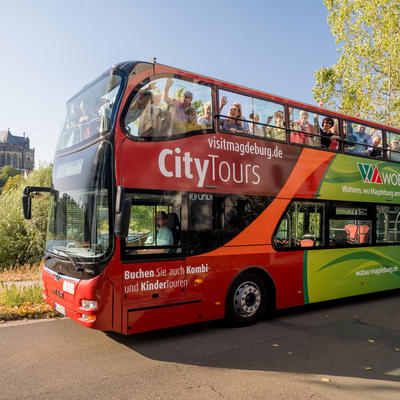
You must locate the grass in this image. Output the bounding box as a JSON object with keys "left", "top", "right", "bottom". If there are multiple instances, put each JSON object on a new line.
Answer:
{"left": 0, "top": 264, "right": 41, "bottom": 282}
{"left": 0, "top": 283, "right": 44, "bottom": 307}
{"left": 0, "top": 266, "right": 60, "bottom": 321}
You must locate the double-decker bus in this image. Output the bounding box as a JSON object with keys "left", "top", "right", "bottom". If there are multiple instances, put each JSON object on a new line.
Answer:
{"left": 23, "top": 61, "right": 400, "bottom": 334}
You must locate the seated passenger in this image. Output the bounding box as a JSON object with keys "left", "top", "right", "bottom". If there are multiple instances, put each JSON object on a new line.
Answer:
{"left": 219, "top": 96, "right": 249, "bottom": 133}
{"left": 220, "top": 101, "right": 248, "bottom": 134}
{"left": 327, "top": 120, "right": 340, "bottom": 149}
{"left": 125, "top": 90, "right": 154, "bottom": 137}
{"left": 315, "top": 117, "right": 334, "bottom": 148}
{"left": 344, "top": 122, "right": 358, "bottom": 152}
{"left": 288, "top": 108, "right": 304, "bottom": 144}
{"left": 352, "top": 125, "right": 373, "bottom": 154}
{"left": 264, "top": 111, "right": 286, "bottom": 141}
{"left": 61, "top": 102, "right": 81, "bottom": 147}
{"left": 197, "top": 101, "right": 213, "bottom": 127}
{"left": 163, "top": 77, "right": 193, "bottom": 122}
{"left": 249, "top": 113, "right": 263, "bottom": 136}
{"left": 175, "top": 107, "right": 204, "bottom": 134}
{"left": 368, "top": 135, "right": 382, "bottom": 158}
{"left": 292, "top": 110, "right": 315, "bottom": 145}
{"left": 79, "top": 100, "right": 99, "bottom": 139}
{"left": 389, "top": 139, "right": 400, "bottom": 161}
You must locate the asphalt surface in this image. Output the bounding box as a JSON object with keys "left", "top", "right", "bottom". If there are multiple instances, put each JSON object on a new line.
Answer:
{"left": 1, "top": 290, "right": 400, "bottom": 400}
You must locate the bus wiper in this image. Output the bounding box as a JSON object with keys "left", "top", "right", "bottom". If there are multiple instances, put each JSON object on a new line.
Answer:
{"left": 49, "top": 247, "right": 84, "bottom": 272}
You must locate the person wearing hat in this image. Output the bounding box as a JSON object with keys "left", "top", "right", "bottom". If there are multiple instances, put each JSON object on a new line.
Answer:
{"left": 163, "top": 77, "right": 193, "bottom": 122}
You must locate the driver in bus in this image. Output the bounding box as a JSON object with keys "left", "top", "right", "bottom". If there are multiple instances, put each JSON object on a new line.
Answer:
{"left": 144, "top": 211, "right": 173, "bottom": 252}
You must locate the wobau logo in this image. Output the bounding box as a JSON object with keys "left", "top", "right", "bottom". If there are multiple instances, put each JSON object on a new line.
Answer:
{"left": 358, "top": 162, "right": 400, "bottom": 186}
{"left": 358, "top": 163, "right": 382, "bottom": 184}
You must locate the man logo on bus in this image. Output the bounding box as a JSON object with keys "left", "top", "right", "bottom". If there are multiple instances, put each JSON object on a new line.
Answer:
{"left": 357, "top": 163, "right": 383, "bottom": 184}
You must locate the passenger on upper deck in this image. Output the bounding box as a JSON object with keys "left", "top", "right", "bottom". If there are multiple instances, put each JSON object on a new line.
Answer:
{"left": 125, "top": 90, "right": 154, "bottom": 137}
{"left": 219, "top": 96, "right": 249, "bottom": 133}
{"left": 219, "top": 97, "right": 248, "bottom": 134}
{"left": 389, "top": 139, "right": 400, "bottom": 161}
{"left": 163, "top": 78, "right": 193, "bottom": 122}
{"left": 368, "top": 135, "right": 382, "bottom": 158}
{"left": 249, "top": 113, "right": 263, "bottom": 136}
{"left": 264, "top": 111, "right": 286, "bottom": 141}
{"left": 289, "top": 109, "right": 313, "bottom": 145}
{"left": 197, "top": 102, "right": 213, "bottom": 127}
{"left": 65, "top": 103, "right": 80, "bottom": 131}
{"left": 79, "top": 100, "right": 99, "bottom": 139}
{"left": 180, "top": 107, "right": 204, "bottom": 134}
{"left": 352, "top": 125, "right": 373, "bottom": 155}
{"left": 317, "top": 117, "right": 334, "bottom": 147}
{"left": 296, "top": 110, "right": 316, "bottom": 145}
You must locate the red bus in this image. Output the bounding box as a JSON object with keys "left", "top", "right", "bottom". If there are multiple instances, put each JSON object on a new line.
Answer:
{"left": 23, "top": 61, "right": 400, "bottom": 334}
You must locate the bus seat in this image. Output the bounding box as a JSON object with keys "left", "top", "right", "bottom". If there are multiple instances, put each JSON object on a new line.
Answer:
{"left": 300, "top": 239, "right": 314, "bottom": 247}
{"left": 345, "top": 224, "right": 358, "bottom": 242}
{"left": 358, "top": 225, "right": 370, "bottom": 243}
{"left": 167, "top": 213, "right": 180, "bottom": 245}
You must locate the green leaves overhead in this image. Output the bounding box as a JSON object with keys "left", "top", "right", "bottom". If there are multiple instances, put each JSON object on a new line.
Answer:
{"left": 313, "top": 0, "right": 400, "bottom": 127}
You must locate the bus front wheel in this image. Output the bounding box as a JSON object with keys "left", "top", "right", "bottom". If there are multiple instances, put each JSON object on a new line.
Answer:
{"left": 226, "top": 272, "right": 267, "bottom": 326}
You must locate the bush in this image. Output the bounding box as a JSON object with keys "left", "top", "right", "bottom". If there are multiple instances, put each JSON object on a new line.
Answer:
{"left": 0, "top": 164, "right": 52, "bottom": 269}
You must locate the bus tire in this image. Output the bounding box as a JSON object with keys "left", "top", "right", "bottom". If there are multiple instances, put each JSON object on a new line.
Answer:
{"left": 225, "top": 272, "right": 267, "bottom": 326}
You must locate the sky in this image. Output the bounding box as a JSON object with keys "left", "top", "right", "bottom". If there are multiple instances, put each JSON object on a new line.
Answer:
{"left": 0, "top": 0, "right": 338, "bottom": 167}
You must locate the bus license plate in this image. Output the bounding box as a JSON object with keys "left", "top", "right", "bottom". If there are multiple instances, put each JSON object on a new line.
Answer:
{"left": 55, "top": 302, "right": 66, "bottom": 315}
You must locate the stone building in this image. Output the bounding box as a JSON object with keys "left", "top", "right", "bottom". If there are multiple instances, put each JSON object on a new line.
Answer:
{"left": 0, "top": 129, "right": 35, "bottom": 171}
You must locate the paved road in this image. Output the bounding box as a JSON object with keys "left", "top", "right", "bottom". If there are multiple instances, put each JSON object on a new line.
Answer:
{"left": 1, "top": 291, "right": 400, "bottom": 400}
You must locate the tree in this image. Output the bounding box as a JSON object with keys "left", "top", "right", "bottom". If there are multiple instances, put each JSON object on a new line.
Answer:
{"left": 0, "top": 164, "right": 52, "bottom": 268}
{"left": 313, "top": 0, "right": 400, "bottom": 127}
{"left": 0, "top": 166, "right": 20, "bottom": 188}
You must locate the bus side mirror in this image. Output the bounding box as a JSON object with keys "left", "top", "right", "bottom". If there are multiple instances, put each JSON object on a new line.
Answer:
{"left": 22, "top": 185, "right": 58, "bottom": 220}
{"left": 114, "top": 186, "right": 132, "bottom": 238}
{"left": 22, "top": 193, "right": 32, "bottom": 219}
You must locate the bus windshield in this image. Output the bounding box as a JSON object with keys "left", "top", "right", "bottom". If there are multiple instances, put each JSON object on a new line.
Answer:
{"left": 56, "top": 72, "right": 122, "bottom": 151}
{"left": 45, "top": 142, "right": 112, "bottom": 273}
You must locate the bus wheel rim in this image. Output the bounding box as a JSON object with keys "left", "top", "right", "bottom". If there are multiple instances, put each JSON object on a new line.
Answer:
{"left": 233, "top": 281, "right": 262, "bottom": 317}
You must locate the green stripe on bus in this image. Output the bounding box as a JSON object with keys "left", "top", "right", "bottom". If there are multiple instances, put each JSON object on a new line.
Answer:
{"left": 303, "top": 250, "right": 309, "bottom": 304}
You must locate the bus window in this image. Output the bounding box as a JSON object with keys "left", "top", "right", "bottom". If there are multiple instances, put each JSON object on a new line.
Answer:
{"left": 218, "top": 90, "right": 251, "bottom": 135}
{"left": 344, "top": 121, "right": 382, "bottom": 158}
{"left": 273, "top": 201, "right": 325, "bottom": 249}
{"left": 387, "top": 132, "right": 400, "bottom": 162}
{"left": 189, "top": 193, "right": 271, "bottom": 255}
{"left": 254, "top": 98, "right": 285, "bottom": 141}
{"left": 329, "top": 205, "right": 372, "bottom": 246}
{"left": 218, "top": 89, "right": 285, "bottom": 140}
{"left": 123, "top": 77, "right": 212, "bottom": 139}
{"left": 376, "top": 205, "right": 400, "bottom": 243}
{"left": 124, "top": 192, "right": 182, "bottom": 255}
{"left": 290, "top": 109, "right": 340, "bottom": 150}
{"left": 56, "top": 73, "right": 122, "bottom": 151}
{"left": 313, "top": 113, "right": 339, "bottom": 150}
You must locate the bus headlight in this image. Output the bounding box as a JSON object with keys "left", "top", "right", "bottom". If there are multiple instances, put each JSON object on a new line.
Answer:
{"left": 81, "top": 300, "right": 98, "bottom": 310}
{"left": 81, "top": 314, "right": 96, "bottom": 322}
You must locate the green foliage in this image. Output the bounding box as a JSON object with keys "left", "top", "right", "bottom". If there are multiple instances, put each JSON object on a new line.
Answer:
{"left": 2, "top": 174, "right": 23, "bottom": 192}
{"left": 0, "top": 283, "right": 43, "bottom": 307}
{"left": 0, "top": 166, "right": 20, "bottom": 188}
{"left": 314, "top": 0, "right": 400, "bottom": 127}
{"left": 192, "top": 99, "right": 204, "bottom": 116}
{"left": 0, "top": 164, "right": 52, "bottom": 268}
{"left": 130, "top": 205, "right": 153, "bottom": 233}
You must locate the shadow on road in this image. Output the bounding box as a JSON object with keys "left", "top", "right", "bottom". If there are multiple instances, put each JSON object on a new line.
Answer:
{"left": 108, "top": 290, "right": 400, "bottom": 382}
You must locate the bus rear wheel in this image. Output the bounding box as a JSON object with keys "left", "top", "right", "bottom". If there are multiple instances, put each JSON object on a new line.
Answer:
{"left": 226, "top": 272, "right": 267, "bottom": 326}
